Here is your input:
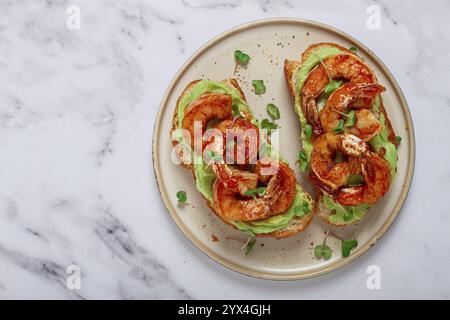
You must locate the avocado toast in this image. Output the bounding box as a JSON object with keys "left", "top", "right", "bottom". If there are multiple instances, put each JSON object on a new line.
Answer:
{"left": 171, "top": 79, "right": 314, "bottom": 238}
{"left": 284, "top": 43, "right": 398, "bottom": 226}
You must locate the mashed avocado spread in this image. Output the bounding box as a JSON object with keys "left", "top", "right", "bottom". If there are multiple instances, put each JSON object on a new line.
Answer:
{"left": 294, "top": 46, "right": 398, "bottom": 224}
{"left": 178, "top": 79, "right": 312, "bottom": 234}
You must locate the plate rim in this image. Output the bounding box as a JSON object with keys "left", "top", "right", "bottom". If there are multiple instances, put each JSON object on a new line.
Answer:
{"left": 152, "top": 18, "right": 416, "bottom": 280}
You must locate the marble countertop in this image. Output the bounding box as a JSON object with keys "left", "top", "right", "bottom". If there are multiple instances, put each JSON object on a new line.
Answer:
{"left": 0, "top": 0, "right": 449, "bottom": 299}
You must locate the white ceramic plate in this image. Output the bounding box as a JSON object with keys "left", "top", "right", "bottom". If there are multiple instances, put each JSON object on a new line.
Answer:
{"left": 153, "top": 19, "right": 415, "bottom": 280}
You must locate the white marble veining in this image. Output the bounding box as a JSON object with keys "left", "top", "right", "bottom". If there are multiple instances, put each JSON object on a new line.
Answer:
{"left": 0, "top": 0, "right": 448, "bottom": 299}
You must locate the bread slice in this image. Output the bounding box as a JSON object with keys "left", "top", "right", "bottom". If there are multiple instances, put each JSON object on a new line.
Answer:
{"left": 171, "top": 78, "right": 314, "bottom": 238}
{"left": 284, "top": 43, "right": 397, "bottom": 227}
{"left": 258, "top": 206, "right": 314, "bottom": 238}
{"left": 171, "top": 79, "right": 246, "bottom": 170}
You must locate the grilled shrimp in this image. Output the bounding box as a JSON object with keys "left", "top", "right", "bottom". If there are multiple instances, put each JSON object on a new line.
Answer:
{"left": 204, "top": 118, "right": 260, "bottom": 195}
{"left": 310, "top": 133, "right": 353, "bottom": 190}
{"left": 311, "top": 133, "right": 391, "bottom": 205}
{"left": 211, "top": 165, "right": 258, "bottom": 196}
{"left": 337, "top": 152, "right": 391, "bottom": 205}
{"left": 211, "top": 118, "right": 259, "bottom": 165}
{"left": 212, "top": 160, "right": 296, "bottom": 222}
{"left": 213, "top": 180, "right": 271, "bottom": 222}
{"left": 256, "top": 160, "right": 297, "bottom": 215}
{"left": 182, "top": 93, "right": 232, "bottom": 149}
{"left": 320, "top": 83, "right": 384, "bottom": 141}
{"left": 347, "top": 109, "right": 383, "bottom": 141}
{"left": 301, "top": 54, "right": 375, "bottom": 133}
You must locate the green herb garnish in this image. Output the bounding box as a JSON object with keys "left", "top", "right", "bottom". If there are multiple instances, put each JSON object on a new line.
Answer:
{"left": 243, "top": 237, "right": 256, "bottom": 255}
{"left": 298, "top": 150, "right": 308, "bottom": 161}
{"left": 206, "top": 150, "right": 223, "bottom": 162}
{"left": 252, "top": 80, "right": 266, "bottom": 95}
{"left": 260, "top": 119, "right": 278, "bottom": 132}
{"left": 333, "top": 119, "right": 345, "bottom": 133}
{"left": 316, "top": 80, "right": 343, "bottom": 112}
{"left": 324, "top": 80, "right": 344, "bottom": 96}
{"left": 347, "top": 174, "right": 364, "bottom": 186}
{"left": 396, "top": 136, "right": 402, "bottom": 144}
{"left": 298, "top": 150, "right": 308, "bottom": 171}
{"left": 266, "top": 103, "right": 280, "bottom": 120}
{"left": 303, "top": 201, "right": 311, "bottom": 212}
{"left": 234, "top": 50, "right": 250, "bottom": 66}
{"left": 315, "top": 230, "right": 334, "bottom": 260}
{"left": 314, "top": 244, "right": 332, "bottom": 260}
{"left": 304, "top": 124, "right": 313, "bottom": 140}
{"left": 232, "top": 103, "right": 242, "bottom": 118}
{"left": 345, "top": 110, "right": 356, "bottom": 128}
{"left": 176, "top": 191, "right": 187, "bottom": 203}
{"left": 342, "top": 239, "right": 358, "bottom": 257}
{"left": 349, "top": 46, "right": 357, "bottom": 53}
{"left": 245, "top": 187, "right": 267, "bottom": 199}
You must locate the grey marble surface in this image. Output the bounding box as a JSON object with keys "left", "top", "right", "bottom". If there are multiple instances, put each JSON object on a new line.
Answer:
{"left": 0, "top": 0, "right": 449, "bottom": 299}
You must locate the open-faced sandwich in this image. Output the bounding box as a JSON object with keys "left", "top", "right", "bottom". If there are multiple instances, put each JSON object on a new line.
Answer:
{"left": 171, "top": 79, "right": 314, "bottom": 238}
{"left": 284, "top": 43, "right": 398, "bottom": 226}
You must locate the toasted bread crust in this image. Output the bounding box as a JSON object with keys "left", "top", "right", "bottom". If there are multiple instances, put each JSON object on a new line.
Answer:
{"left": 283, "top": 59, "right": 301, "bottom": 100}
{"left": 171, "top": 78, "right": 312, "bottom": 238}
{"left": 300, "top": 42, "right": 352, "bottom": 62}
{"left": 284, "top": 42, "right": 398, "bottom": 226}
{"left": 378, "top": 98, "right": 397, "bottom": 146}
{"left": 171, "top": 80, "right": 201, "bottom": 170}
{"left": 204, "top": 195, "right": 315, "bottom": 239}
{"left": 316, "top": 193, "right": 348, "bottom": 227}
{"left": 258, "top": 206, "right": 315, "bottom": 238}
